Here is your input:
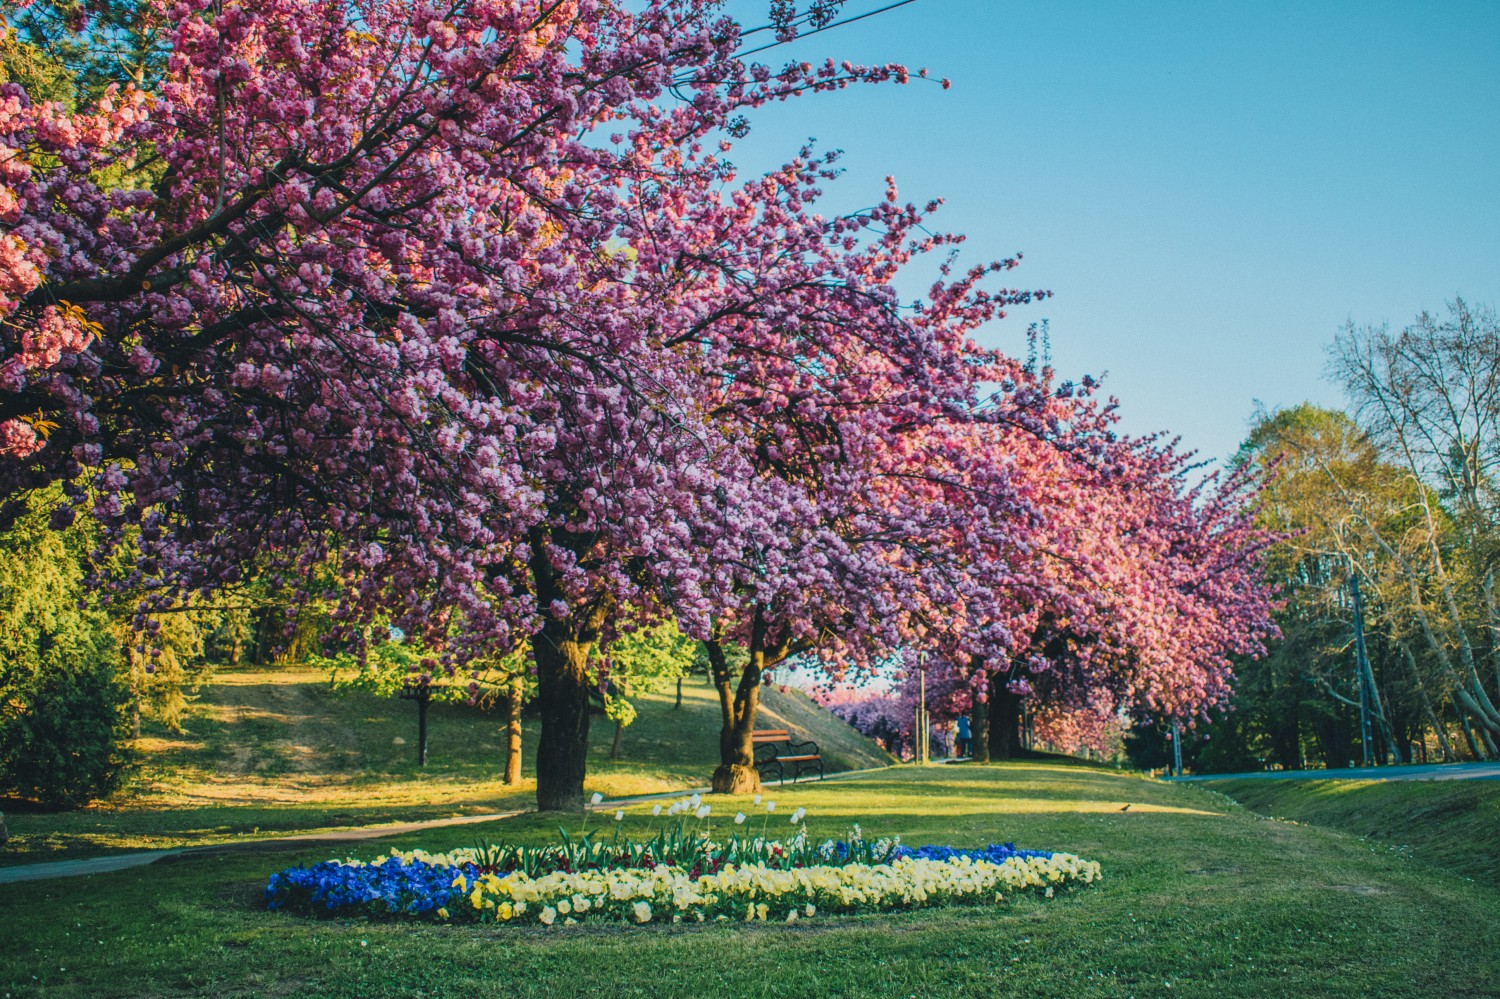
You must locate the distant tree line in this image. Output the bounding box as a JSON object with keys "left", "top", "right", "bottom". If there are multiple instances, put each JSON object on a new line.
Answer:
{"left": 1128, "top": 300, "right": 1500, "bottom": 772}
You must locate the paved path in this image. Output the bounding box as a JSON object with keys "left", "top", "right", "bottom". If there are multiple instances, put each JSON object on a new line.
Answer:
{"left": 0, "top": 809, "right": 525, "bottom": 886}
{"left": 1170, "top": 761, "right": 1500, "bottom": 782}
{"left": 0, "top": 765, "right": 891, "bottom": 886}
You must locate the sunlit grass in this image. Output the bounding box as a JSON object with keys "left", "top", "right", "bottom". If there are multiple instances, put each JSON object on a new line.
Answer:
{"left": 0, "top": 667, "right": 891, "bottom": 863}
{"left": 1204, "top": 776, "right": 1500, "bottom": 888}
{"left": 3, "top": 763, "right": 1496, "bottom": 998}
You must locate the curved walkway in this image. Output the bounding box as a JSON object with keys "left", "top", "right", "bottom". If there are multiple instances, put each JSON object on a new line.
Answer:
{"left": 1170, "top": 761, "right": 1500, "bottom": 782}
{"left": 0, "top": 809, "right": 525, "bottom": 886}
{"left": 0, "top": 765, "right": 892, "bottom": 885}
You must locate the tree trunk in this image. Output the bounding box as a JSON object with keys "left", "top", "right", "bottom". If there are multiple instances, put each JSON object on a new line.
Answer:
{"left": 707, "top": 637, "right": 763, "bottom": 794}
{"left": 1402, "top": 642, "right": 1455, "bottom": 762}
{"left": 988, "top": 676, "right": 1022, "bottom": 761}
{"left": 528, "top": 527, "right": 611, "bottom": 813}
{"left": 503, "top": 679, "right": 523, "bottom": 785}
{"left": 532, "top": 616, "right": 595, "bottom": 812}
{"left": 417, "top": 693, "right": 429, "bottom": 766}
{"left": 1481, "top": 722, "right": 1500, "bottom": 759}
{"left": 1458, "top": 708, "right": 1485, "bottom": 761}
{"left": 969, "top": 705, "right": 990, "bottom": 764}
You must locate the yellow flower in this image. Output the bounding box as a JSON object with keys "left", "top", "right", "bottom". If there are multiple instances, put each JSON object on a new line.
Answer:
{"left": 538, "top": 906, "right": 557, "bottom": 926}
{"left": 435, "top": 907, "right": 450, "bottom": 920}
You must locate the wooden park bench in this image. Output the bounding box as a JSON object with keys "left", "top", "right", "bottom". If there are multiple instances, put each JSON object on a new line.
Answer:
{"left": 753, "top": 729, "right": 824, "bottom": 784}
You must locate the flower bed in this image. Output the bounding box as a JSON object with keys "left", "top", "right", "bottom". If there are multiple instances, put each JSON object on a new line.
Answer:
{"left": 265, "top": 804, "right": 1101, "bottom": 926}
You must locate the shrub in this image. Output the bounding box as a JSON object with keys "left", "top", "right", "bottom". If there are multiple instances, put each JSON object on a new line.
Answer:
{"left": 0, "top": 489, "right": 132, "bottom": 808}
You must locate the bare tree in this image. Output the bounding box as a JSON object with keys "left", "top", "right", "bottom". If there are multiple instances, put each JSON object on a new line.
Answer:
{"left": 1330, "top": 300, "right": 1500, "bottom": 754}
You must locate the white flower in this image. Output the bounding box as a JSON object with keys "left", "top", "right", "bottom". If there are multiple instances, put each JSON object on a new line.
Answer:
{"left": 632, "top": 900, "right": 652, "bottom": 923}
{"left": 539, "top": 906, "right": 557, "bottom": 926}
{"left": 734, "top": 812, "right": 746, "bottom": 824}
{"left": 766, "top": 801, "right": 776, "bottom": 812}
{"left": 667, "top": 803, "right": 681, "bottom": 816}
{"left": 695, "top": 805, "right": 711, "bottom": 819}
{"left": 690, "top": 793, "right": 702, "bottom": 808}
{"left": 791, "top": 807, "right": 806, "bottom": 823}
{"left": 590, "top": 792, "right": 604, "bottom": 806}
{"left": 614, "top": 810, "right": 624, "bottom": 822}
{"left": 652, "top": 804, "right": 663, "bottom": 816}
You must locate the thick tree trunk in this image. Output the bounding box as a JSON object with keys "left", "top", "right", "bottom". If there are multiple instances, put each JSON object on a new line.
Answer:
{"left": 969, "top": 705, "right": 990, "bottom": 764}
{"left": 707, "top": 637, "right": 763, "bottom": 794}
{"left": 988, "top": 676, "right": 1022, "bottom": 761}
{"left": 532, "top": 616, "right": 595, "bottom": 812}
{"left": 503, "top": 679, "right": 523, "bottom": 785}
{"left": 528, "top": 526, "right": 612, "bottom": 813}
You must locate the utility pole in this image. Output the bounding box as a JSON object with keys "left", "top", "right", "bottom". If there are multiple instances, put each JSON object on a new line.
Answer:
{"left": 1349, "top": 573, "right": 1375, "bottom": 766}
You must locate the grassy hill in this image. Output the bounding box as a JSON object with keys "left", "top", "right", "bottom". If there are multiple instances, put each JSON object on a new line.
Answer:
{"left": 1202, "top": 777, "right": 1500, "bottom": 888}
{"left": 4, "top": 762, "right": 1497, "bottom": 997}
{"left": 0, "top": 666, "right": 892, "bottom": 863}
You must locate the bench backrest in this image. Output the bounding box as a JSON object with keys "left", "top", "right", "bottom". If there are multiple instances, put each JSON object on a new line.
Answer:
{"left": 753, "top": 729, "right": 791, "bottom": 743}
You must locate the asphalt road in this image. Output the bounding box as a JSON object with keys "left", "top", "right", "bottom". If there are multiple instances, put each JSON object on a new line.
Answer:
{"left": 1170, "top": 761, "right": 1500, "bottom": 782}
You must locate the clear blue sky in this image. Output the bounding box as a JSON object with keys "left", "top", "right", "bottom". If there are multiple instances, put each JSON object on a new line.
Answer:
{"left": 724, "top": 0, "right": 1500, "bottom": 465}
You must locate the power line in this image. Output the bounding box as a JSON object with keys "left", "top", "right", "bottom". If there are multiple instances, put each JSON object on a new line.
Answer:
{"left": 737, "top": 0, "right": 924, "bottom": 60}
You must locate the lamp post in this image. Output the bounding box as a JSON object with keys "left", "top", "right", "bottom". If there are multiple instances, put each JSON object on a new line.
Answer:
{"left": 915, "top": 651, "right": 930, "bottom": 765}
{"left": 1171, "top": 719, "right": 1183, "bottom": 777}
{"left": 1349, "top": 572, "right": 1375, "bottom": 766}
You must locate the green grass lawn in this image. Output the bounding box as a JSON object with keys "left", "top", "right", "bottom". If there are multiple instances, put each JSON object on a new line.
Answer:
{"left": 3, "top": 763, "right": 1497, "bottom": 998}
{"left": 0, "top": 667, "right": 892, "bottom": 865}
{"left": 1202, "top": 776, "right": 1500, "bottom": 889}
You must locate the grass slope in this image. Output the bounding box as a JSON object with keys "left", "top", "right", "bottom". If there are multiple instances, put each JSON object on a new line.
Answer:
{"left": 1202, "top": 777, "right": 1500, "bottom": 888}
{"left": 0, "top": 668, "right": 891, "bottom": 864}
{"left": 2, "top": 763, "right": 1497, "bottom": 998}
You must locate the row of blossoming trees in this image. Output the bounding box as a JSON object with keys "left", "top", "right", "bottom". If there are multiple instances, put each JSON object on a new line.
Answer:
{"left": 0, "top": 0, "right": 1276, "bottom": 810}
